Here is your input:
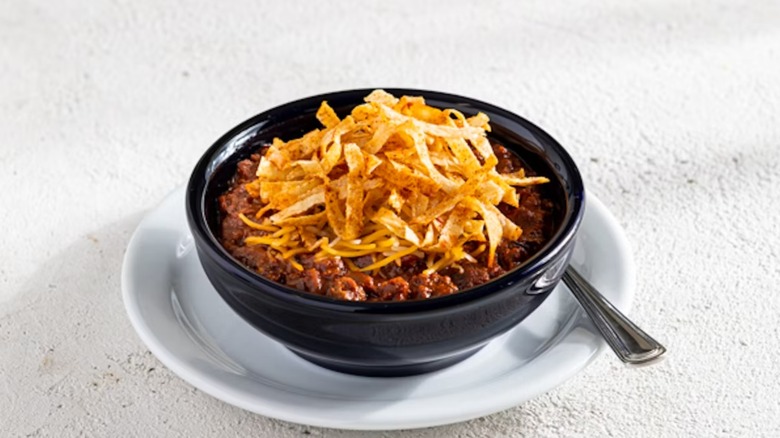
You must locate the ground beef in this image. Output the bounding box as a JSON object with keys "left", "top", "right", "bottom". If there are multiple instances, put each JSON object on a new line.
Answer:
{"left": 327, "top": 277, "right": 367, "bottom": 301}
{"left": 217, "top": 144, "right": 558, "bottom": 302}
{"left": 409, "top": 273, "right": 458, "bottom": 299}
{"left": 374, "top": 277, "right": 411, "bottom": 301}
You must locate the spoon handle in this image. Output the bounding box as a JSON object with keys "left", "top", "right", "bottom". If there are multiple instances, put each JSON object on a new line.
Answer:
{"left": 562, "top": 267, "right": 666, "bottom": 366}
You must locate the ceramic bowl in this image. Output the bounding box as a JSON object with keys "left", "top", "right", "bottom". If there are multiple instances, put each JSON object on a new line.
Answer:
{"left": 186, "top": 89, "right": 585, "bottom": 376}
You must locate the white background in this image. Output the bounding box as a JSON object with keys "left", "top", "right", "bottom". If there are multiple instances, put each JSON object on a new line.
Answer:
{"left": 1, "top": 0, "right": 779, "bottom": 436}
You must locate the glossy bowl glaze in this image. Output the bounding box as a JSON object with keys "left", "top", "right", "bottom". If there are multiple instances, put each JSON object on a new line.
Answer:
{"left": 186, "top": 89, "right": 585, "bottom": 377}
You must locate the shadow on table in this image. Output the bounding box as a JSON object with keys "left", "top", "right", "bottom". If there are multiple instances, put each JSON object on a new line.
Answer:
{"left": 0, "top": 213, "right": 145, "bottom": 435}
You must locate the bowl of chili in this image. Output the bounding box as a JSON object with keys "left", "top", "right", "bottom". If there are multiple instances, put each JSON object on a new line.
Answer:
{"left": 186, "top": 89, "right": 585, "bottom": 376}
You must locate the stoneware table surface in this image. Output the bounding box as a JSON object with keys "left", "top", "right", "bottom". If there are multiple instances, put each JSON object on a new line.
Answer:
{"left": 1, "top": 1, "right": 778, "bottom": 437}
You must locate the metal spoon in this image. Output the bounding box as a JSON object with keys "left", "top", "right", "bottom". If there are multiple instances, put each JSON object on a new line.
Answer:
{"left": 562, "top": 267, "right": 666, "bottom": 366}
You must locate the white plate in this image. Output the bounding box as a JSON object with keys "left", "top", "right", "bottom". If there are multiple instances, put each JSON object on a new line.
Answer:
{"left": 122, "top": 188, "right": 634, "bottom": 430}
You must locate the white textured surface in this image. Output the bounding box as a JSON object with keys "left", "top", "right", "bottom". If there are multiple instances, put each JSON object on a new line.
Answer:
{"left": 1, "top": 0, "right": 778, "bottom": 436}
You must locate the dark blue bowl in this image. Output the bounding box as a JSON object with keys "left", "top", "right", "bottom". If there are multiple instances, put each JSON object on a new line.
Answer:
{"left": 186, "top": 89, "right": 585, "bottom": 377}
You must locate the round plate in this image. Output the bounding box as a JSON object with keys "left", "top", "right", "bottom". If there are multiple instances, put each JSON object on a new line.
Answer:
{"left": 122, "top": 188, "right": 634, "bottom": 430}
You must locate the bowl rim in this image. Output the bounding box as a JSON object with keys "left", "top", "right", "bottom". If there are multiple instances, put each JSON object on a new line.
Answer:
{"left": 186, "top": 88, "right": 585, "bottom": 314}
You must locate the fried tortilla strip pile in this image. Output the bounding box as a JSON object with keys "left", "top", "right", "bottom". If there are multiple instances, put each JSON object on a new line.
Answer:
{"left": 241, "top": 90, "right": 549, "bottom": 272}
